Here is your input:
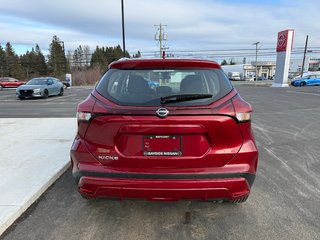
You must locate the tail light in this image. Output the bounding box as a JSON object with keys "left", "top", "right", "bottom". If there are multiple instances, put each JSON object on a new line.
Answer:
{"left": 232, "top": 95, "right": 252, "bottom": 123}
{"left": 236, "top": 112, "right": 251, "bottom": 122}
{"left": 76, "top": 112, "right": 92, "bottom": 122}
{"left": 76, "top": 95, "right": 96, "bottom": 138}
{"left": 212, "top": 94, "right": 252, "bottom": 123}
{"left": 76, "top": 95, "right": 113, "bottom": 138}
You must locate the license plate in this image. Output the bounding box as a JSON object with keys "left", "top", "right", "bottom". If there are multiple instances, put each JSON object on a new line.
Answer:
{"left": 143, "top": 135, "right": 182, "bottom": 156}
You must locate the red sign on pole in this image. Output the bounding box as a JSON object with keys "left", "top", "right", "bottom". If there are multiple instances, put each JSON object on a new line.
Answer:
{"left": 277, "top": 30, "right": 289, "bottom": 52}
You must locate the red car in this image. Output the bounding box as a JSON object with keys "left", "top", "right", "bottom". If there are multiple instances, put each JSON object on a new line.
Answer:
{"left": 0, "top": 77, "right": 25, "bottom": 89}
{"left": 71, "top": 58, "right": 258, "bottom": 203}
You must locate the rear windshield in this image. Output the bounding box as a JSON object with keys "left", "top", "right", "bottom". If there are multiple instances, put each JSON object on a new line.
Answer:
{"left": 96, "top": 68, "right": 233, "bottom": 106}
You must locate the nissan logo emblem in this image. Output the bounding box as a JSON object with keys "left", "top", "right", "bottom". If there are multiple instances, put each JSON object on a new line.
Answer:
{"left": 156, "top": 108, "right": 169, "bottom": 118}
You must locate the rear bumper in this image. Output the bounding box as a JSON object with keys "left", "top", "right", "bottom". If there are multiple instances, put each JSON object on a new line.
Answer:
{"left": 73, "top": 170, "right": 255, "bottom": 201}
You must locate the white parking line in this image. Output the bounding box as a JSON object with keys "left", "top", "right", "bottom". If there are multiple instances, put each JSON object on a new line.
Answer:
{"left": 45, "top": 94, "right": 78, "bottom": 102}
{"left": 286, "top": 91, "right": 320, "bottom": 96}
{"left": 1, "top": 112, "right": 41, "bottom": 115}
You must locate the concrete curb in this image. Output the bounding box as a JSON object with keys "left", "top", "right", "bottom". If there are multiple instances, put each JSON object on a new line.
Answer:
{"left": 231, "top": 80, "right": 273, "bottom": 87}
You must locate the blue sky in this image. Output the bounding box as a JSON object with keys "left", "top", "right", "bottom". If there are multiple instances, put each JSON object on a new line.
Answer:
{"left": 0, "top": 0, "right": 319, "bottom": 61}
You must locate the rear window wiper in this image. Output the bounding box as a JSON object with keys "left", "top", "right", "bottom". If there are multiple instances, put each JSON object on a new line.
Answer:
{"left": 160, "top": 93, "right": 213, "bottom": 104}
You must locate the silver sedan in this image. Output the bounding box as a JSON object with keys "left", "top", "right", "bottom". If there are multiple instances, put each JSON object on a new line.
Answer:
{"left": 16, "top": 77, "right": 64, "bottom": 99}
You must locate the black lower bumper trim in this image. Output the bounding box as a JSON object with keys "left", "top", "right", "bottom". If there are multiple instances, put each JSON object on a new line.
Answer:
{"left": 73, "top": 171, "right": 256, "bottom": 187}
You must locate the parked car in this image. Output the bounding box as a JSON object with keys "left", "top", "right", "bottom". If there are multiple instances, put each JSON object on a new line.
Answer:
{"left": 291, "top": 75, "right": 320, "bottom": 87}
{"left": 256, "top": 76, "right": 268, "bottom": 81}
{"left": 228, "top": 72, "right": 242, "bottom": 81}
{"left": 148, "top": 81, "right": 160, "bottom": 89}
{"left": 0, "top": 77, "right": 25, "bottom": 90}
{"left": 16, "top": 77, "right": 64, "bottom": 99}
{"left": 61, "top": 80, "right": 70, "bottom": 88}
{"left": 71, "top": 58, "right": 258, "bottom": 203}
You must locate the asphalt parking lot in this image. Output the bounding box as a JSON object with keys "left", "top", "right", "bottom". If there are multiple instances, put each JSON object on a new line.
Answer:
{"left": 0, "top": 87, "right": 92, "bottom": 118}
{"left": 1, "top": 85, "right": 320, "bottom": 240}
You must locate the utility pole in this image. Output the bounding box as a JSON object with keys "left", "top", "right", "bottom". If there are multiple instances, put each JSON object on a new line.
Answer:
{"left": 155, "top": 24, "right": 168, "bottom": 58}
{"left": 121, "top": 0, "right": 126, "bottom": 57}
{"left": 301, "top": 35, "right": 309, "bottom": 78}
{"left": 253, "top": 42, "right": 260, "bottom": 81}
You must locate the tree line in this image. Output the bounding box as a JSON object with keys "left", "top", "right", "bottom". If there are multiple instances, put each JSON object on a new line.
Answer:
{"left": 0, "top": 35, "right": 137, "bottom": 81}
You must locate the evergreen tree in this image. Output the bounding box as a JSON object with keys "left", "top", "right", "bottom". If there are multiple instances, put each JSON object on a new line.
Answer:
{"left": 229, "top": 58, "right": 236, "bottom": 65}
{"left": 104, "top": 45, "right": 130, "bottom": 64}
{"left": 0, "top": 45, "right": 6, "bottom": 77}
{"left": 20, "top": 50, "right": 35, "bottom": 79}
{"left": 35, "top": 44, "right": 47, "bottom": 75}
{"left": 221, "top": 59, "right": 228, "bottom": 65}
{"left": 132, "top": 51, "right": 141, "bottom": 58}
{"left": 242, "top": 57, "right": 247, "bottom": 64}
{"left": 48, "top": 35, "right": 67, "bottom": 76}
{"left": 5, "top": 42, "right": 22, "bottom": 79}
{"left": 90, "top": 46, "right": 108, "bottom": 70}
{"left": 20, "top": 44, "right": 47, "bottom": 78}
{"left": 90, "top": 45, "right": 130, "bottom": 70}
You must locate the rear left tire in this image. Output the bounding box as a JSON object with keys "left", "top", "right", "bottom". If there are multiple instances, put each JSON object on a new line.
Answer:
{"left": 59, "top": 88, "right": 64, "bottom": 96}
{"left": 300, "top": 82, "right": 306, "bottom": 87}
{"left": 80, "top": 193, "right": 94, "bottom": 200}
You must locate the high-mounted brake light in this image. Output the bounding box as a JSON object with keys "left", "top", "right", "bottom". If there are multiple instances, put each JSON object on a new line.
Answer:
{"left": 76, "top": 112, "right": 92, "bottom": 122}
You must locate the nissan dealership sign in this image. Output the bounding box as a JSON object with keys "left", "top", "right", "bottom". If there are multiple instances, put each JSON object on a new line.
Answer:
{"left": 273, "top": 29, "right": 294, "bottom": 87}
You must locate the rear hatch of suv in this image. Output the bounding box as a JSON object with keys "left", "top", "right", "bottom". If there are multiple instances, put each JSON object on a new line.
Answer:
{"left": 78, "top": 60, "right": 248, "bottom": 169}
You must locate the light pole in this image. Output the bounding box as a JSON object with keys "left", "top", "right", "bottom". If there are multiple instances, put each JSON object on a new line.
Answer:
{"left": 253, "top": 42, "right": 260, "bottom": 81}
{"left": 59, "top": 41, "right": 67, "bottom": 76}
{"left": 121, "top": 0, "right": 126, "bottom": 57}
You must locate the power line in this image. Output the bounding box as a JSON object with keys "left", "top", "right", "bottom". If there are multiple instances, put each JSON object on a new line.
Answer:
{"left": 139, "top": 46, "right": 320, "bottom": 54}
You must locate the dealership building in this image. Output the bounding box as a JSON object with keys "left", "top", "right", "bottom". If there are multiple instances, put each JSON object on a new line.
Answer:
{"left": 222, "top": 57, "right": 320, "bottom": 80}
{"left": 243, "top": 61, "right": 276, "bottom": 80}
{"left": 289, "top": 58, "right": 320, "bottom": 73}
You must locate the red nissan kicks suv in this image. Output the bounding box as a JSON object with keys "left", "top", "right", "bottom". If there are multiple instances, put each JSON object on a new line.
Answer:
{"left": 71, "top": 58, "right": 258, "bottom": 203}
